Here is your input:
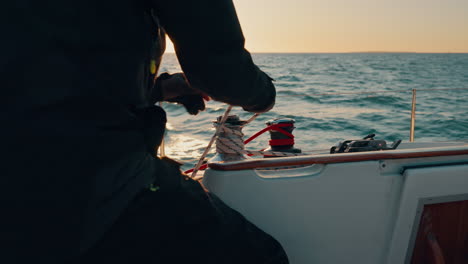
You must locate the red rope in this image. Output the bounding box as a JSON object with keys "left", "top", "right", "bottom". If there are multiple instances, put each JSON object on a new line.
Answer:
{"left": 183, "top": 123, "right": 294, "bottom": 174}
{"left": 269, "top": 138, "right": 295, "bottom": 146}
{"left": 244, "top": 123, "right": 294, "bottom": 144}
{"left": 184, "top": 164, "right": 207, "bottom": 174}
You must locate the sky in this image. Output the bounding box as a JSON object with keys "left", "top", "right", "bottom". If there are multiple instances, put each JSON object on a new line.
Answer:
{"left": 165, "top": 0, "right": 468, "bottom": 53}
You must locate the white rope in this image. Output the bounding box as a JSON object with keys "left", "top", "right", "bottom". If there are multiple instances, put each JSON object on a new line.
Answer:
{"left": 190, "top": 105, "right": 233, "bottom": 178}
{"left": 215, "top": 125, "right": 245, "bottom": 154}
{"left": 242, "top": 113, "right": 260, "bottom": 127}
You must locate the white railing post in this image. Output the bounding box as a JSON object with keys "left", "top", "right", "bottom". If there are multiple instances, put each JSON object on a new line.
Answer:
{"left": 410, "top": 89, "right": 416, "bottom": 142}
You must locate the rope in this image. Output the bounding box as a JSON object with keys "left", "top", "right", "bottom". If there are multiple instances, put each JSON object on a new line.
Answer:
{"left": 185, "top": 111, "right": 259, "bottom": 176}
{"left": 244, "top": 123, "right": 294, "bottom": 145}
{"left": 243, "top": 113, "right": 261, "bottom": 126}
{"left": 184, "top": 119, "right": 303, "bottom": 175}
{"left": 190, "top": 105, "right": 233, "bottom": 178}
{"left": 270, "top": 138, "right": 294, "bottom": 146}
{"left": 215, "top": 125, "right": 245, "bottom": 154}
{"left": 215, "top": 124, "right": 303, "bottom": 157}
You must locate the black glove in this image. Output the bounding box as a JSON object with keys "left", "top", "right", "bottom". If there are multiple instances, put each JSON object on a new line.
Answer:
{"left": 166, "top": 94, "right": 206, "bottom": 115}
{"left": 154, "top": 72, "right": 208, "bottom": 115}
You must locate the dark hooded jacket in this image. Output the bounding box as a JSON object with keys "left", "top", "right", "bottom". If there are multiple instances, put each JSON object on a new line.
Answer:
{"left": 0, "top": 0, "right": 275, "bottom": 263}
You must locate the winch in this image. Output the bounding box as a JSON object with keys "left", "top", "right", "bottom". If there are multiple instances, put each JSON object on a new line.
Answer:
{"left": 210, "top": 115, "right": 249, "bottom": 162}
{"left": 263, "top": 118, "right": 301, "bottom": 156}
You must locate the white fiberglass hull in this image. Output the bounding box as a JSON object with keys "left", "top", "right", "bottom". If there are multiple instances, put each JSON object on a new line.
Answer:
{"left": 203, "top": 142, "right": 468, "bottom": 264}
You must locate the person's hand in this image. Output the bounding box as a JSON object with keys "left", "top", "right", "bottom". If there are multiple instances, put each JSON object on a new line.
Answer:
{"left": 159, "top": 73, "right": 209, "bottom": 115}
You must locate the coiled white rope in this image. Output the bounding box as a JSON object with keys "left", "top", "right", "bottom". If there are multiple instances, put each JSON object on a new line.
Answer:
{"left": 190, "top": 105, "right": 233, "bottom": 178}
{"left": 215, "top": 125, "right": 245, "bottom": 154}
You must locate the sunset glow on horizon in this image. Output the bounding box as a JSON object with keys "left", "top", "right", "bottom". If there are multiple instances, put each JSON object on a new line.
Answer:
{"left": 165, "top": 0, "right": 468, "bottom": 53}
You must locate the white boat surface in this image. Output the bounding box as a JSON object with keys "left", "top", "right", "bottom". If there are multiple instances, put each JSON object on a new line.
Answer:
{"left": 202, "top": 141, "right": 468, "bottom": 264}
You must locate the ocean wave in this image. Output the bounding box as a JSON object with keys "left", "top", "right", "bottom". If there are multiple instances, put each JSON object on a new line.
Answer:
{"left": 276, "top": 75, "right": 302, "bottom": 82}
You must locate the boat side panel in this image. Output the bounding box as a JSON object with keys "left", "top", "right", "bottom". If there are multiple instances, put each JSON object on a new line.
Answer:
{"left": 203, "top": 161, "right": 401, "bottom": 264}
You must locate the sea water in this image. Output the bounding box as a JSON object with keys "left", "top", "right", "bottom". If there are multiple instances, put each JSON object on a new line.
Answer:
{"left": 159, "top": 53, "right": 468, "bottom": 169}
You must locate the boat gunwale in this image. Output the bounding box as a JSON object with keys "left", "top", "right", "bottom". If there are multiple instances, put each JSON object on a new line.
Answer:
{"left": 207, "top": 145, "right": 468, "bottom": 171}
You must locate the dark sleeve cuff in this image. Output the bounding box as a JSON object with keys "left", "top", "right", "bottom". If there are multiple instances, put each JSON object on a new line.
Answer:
{"left": 150, "top": 72, "right": 172, "bottom": 103}
{"left": 241, "top": 73, "right": 276, "bottom": 113}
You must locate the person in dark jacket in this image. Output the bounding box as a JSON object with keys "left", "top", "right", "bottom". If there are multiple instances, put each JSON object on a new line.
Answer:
{"left": 0, "top": 0, "right": 287, "bottom": 263}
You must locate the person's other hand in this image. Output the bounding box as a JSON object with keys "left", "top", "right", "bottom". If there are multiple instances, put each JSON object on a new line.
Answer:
{"left": 160, "top": 73, "right": 209, "bottom": 115}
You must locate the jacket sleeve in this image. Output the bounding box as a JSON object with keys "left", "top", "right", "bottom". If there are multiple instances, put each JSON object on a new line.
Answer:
{"left": 151, "top": 0, "right": 275, "bottom": 112}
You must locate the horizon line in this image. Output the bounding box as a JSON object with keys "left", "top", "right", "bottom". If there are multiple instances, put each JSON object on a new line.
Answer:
{"left": 164, "top": 51, "right": 468, "bottom": 54}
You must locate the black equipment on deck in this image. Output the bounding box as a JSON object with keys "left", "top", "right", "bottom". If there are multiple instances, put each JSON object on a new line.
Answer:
{"left": 330, "top": 134, "right": 402, "bottom": 154}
